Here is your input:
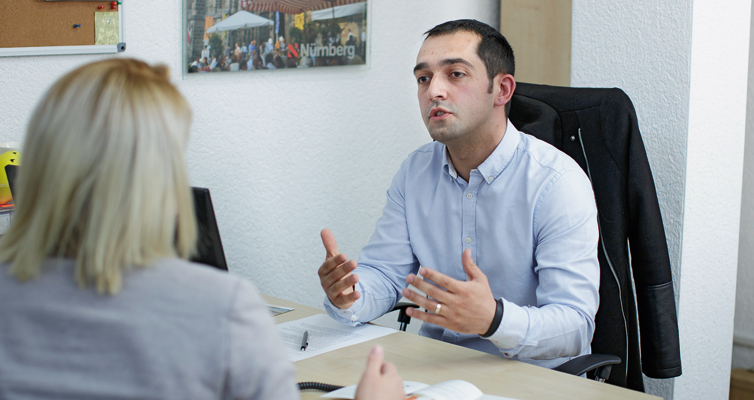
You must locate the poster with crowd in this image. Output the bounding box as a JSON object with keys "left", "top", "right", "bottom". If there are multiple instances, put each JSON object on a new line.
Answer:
{"left": 185, "top": 0, "right": 367, "bottom": 73}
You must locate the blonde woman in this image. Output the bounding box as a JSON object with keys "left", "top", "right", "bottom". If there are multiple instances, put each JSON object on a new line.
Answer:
{"left": 0, "top": 59, "right": 403, "bottom": 400}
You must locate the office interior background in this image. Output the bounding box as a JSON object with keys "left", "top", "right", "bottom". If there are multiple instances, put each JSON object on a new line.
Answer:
{"left": 0, "top": 1, "right": 752, "bottom": 399}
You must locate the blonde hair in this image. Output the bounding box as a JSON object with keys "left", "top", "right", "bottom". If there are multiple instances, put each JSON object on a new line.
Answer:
{"left": 0, "top": 58, "right": 197, "bottom": 294}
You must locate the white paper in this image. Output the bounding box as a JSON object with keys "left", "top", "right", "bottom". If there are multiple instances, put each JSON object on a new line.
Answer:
{"left": 276, "top": 314, "right": 396, "bottom": 362}
{"left": 267, "top": 304, "right": 294, "bottom": 316}
{"left": 407, "top": 380, "right": 483, "bottom": 400}
{"left": 320, "top": 380, "right": 518, "bottom": 400}
{"left": 321, "top": 381, "right": 429, "bottom": 399}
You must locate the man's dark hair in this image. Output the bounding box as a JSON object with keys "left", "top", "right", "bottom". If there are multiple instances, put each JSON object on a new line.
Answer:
{"left": 425, "top": 19, "right": 515, "bottom": 114}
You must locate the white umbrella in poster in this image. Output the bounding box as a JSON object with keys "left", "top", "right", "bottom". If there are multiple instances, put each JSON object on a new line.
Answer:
{"left": 310, "top": 2, "right": 365, "bottom": 20}
{"left": 243, "top": 0, "right": 365, "bottom": 14}
{"left": 206, "top": 10, "right": 274, "bottom": 34}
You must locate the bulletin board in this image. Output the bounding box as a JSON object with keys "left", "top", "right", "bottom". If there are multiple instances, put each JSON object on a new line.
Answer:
{"left": 0, "top": 0, "right": 125, "bottom": 57}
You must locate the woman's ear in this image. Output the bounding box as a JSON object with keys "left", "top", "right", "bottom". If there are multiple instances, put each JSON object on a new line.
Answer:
{"left": 494, "top": 74, "right": 516, "bottom": 108}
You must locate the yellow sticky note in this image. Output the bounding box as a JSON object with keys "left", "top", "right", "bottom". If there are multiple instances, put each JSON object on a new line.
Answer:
{"left": 95, "top": 11, "right": 119, "bottom": 45}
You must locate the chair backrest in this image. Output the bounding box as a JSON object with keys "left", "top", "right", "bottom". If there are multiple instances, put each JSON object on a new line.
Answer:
{"left": 508, "top": 82, "right": 681, "bottom": 390}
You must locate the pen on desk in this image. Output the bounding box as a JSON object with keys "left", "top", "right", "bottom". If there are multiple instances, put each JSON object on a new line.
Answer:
{"left": 300, "top": 330, "right": 309, "bottom": 351}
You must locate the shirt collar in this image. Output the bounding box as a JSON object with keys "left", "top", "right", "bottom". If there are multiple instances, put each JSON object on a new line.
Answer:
{"left": 442, "top": 119, "right": 521, "bottom": 183}
{"left": 443, "top": 147, "right": 459, "bottom": 179}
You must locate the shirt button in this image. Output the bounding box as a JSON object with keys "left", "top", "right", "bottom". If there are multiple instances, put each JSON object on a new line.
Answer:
{"left": 466, "top": 193, "right": 473, "bottom": 199}
{"left": 351, "top": 315, "right": 358, "bottom": 322}
{"left": 487, "top": 176, "right": 494, "bottom": 182}
{"left": 466, "top": 237, "right": 472, "bottom": 243}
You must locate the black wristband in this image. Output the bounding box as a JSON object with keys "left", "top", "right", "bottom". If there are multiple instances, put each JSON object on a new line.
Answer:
{"left": 480, "top": 298, "right": 504, "bottom": 338}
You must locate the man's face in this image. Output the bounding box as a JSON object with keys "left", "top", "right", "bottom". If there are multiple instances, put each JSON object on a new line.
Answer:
{"left": 414, "top": 32, "right": 496, "bottom": 144}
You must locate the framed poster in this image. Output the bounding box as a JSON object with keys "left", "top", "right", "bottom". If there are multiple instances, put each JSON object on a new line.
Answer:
{"left": 184, "top": 0, "right": 367, "bottom": 74}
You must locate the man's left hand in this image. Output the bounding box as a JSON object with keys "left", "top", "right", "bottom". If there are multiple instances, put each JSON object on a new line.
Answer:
{"left": 402, "top": 248, "right": 498, "bottom": 335}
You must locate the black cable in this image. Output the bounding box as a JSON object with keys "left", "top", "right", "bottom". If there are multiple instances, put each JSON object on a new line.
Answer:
{"left": 297, "top": 382, "right": 344, "bottom": 392}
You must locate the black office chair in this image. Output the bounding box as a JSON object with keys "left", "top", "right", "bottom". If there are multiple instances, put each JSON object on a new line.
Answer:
{"left": 510, "top": 83, "right": 681, "bottom": 390}
{"left": 388, "top": 83, "right": 682, "bottom": 390}
{"left": 391, "top": 302, "right": 418, "bottom": 332}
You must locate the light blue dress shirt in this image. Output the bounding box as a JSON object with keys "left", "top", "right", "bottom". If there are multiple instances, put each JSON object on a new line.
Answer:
{"left": 325, "top": 120, "right": 600, "bottom": 369}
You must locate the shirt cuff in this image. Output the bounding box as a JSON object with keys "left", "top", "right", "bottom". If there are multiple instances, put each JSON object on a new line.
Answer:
{"left": 483, "top": 298, "right": 529, "bottom": 353}
{"left": 322, "top": 287, "right": 366, "bottom": 326}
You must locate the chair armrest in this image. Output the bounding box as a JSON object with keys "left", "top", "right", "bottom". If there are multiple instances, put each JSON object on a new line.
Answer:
{"left": 553, "top": 353, "right": 621, "bottom": 380}
{"left": 391, "top": 302, "right": 420, "bottom": 331}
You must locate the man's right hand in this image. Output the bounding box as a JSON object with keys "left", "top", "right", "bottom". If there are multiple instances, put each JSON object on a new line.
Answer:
{"left": 318, "top": 228, "right": 361, "bottom": 309}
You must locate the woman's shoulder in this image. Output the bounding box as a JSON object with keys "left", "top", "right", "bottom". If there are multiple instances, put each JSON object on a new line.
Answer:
{"left": 126, "top": 258, "right": 264, "bottom": 313}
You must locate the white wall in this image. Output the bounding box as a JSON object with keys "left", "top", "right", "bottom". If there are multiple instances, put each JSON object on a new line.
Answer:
{"left": 676, "top": 1, "right": 751, "bottom": 398}
{"left": 0, "top": 2, "right": 498, "bottom": 311}
{"left": 573, "top": 1, "right": 751, "bottom": 399}
{"left": 733, "top": 0, "right": 754, "bottom": 371}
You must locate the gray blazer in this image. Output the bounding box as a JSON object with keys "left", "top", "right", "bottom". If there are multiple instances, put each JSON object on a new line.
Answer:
{"left": 0, "top": 258, "right": 299, "bottom": 399}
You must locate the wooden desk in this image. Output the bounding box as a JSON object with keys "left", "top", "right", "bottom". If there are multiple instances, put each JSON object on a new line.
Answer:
{"left": 265, "top": 295, "right": 658, "bottom": 400}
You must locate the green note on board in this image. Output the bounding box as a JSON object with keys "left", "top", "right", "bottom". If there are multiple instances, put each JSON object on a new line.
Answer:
{"left": 95, "top": 11, "right": 119, "bottom": 45}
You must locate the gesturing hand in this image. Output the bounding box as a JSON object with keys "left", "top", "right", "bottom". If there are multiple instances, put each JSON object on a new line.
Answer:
{"left": 402, "top": 248, "right": 497, "bottom": 335}
{"left": 355, "top": 345, "right": 405, "bottom": 400}
{"left": 318, "top": 228, "right": 360, "bottom": 309}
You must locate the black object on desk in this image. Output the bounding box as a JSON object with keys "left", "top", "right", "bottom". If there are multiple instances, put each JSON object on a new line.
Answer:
{"left": 5, "top": 164, "right": 17, "bottom": 202}
{"left": 189, "top": 187, "right": 228, "bottom": 271}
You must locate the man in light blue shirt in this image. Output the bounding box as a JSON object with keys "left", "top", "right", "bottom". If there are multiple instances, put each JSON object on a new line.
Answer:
{"left": 318, "top": 19, "right": 600, "bottom": 369}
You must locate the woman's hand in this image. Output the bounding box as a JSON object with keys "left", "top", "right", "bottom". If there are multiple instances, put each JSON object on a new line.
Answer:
{"left": 354, "top": 345, "right": 405, "bottom": 400}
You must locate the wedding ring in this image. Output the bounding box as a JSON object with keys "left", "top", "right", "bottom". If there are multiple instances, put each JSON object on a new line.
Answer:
{"left": 434, "top": 302, "right": 442, "bottom": 315}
